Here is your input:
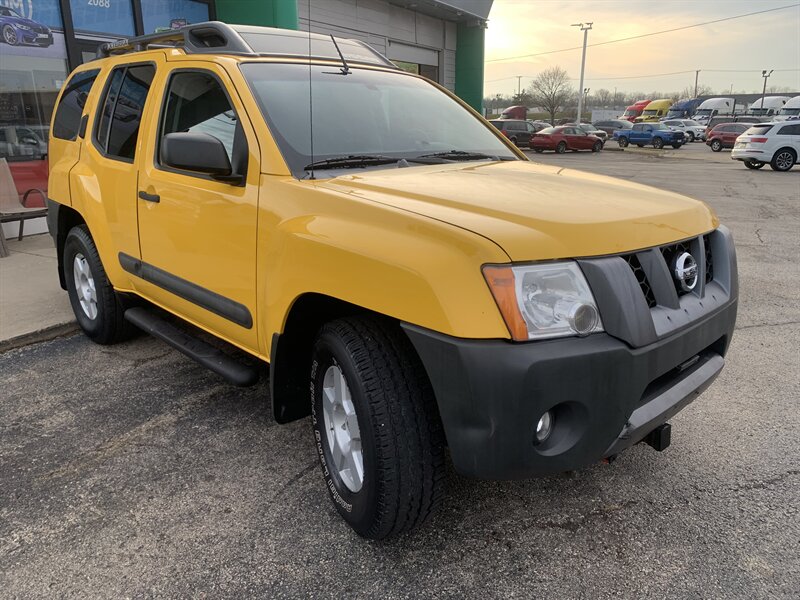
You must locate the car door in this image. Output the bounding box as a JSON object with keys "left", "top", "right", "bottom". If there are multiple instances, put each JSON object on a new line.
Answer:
{"left": 524, "top": 122, "right": 537, "bottom": 145}
{"left": 630, "top": 124, "right": 643, "bottom": 144}
{"left": 777, "top": 123, "right": 800, "bottom": 152}
{"left": 135, "top": 63, "right": 261, "bottom": 351}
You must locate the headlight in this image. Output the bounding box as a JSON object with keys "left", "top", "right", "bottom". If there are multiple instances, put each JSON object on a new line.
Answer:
{"left": 17, "top": 24, "right": 31, "bottom": 30}
{"left": 483, "top": 262, "right": 604, "bottom": 341}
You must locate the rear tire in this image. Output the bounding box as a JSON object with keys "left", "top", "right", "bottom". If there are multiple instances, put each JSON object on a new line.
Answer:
{"left": 618, "top": 138, "right": 629, "bottom": 148}
{"left": 63, "top": 225, "right": 132, "bottom": 345}
{"left": 770, "top": 148, "right": 796, "bottom": 171}
{"left": 556, "top": 141, "right": 567, "bottom": 154}
{"left": 710, "top": 139, "right": 722, "bottom": 152}
{"left": 744, "top": 159, "right": 765, "bottom": 170}
{"left": 686, "top": 131, "right": 695, "bottom": 142}
{"left": 672, "top": 143, "right": 681, "bottom": 149}
{"left": 534, "top": 148, "right": 543, "bottom": 153}
{"left": 310, "top": 317, "right": 445, "bottom": 540}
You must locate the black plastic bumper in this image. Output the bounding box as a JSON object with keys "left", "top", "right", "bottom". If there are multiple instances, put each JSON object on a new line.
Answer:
{"left": 402, "top": 300, "right": 737, "bottom": 480}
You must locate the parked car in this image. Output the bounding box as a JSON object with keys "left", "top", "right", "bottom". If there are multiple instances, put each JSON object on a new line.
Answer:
{"left": 0, "top": 5, "right": 53, "bottom": 47}
{"left": 488, "top": 119, "right": 538, "bottom": 147}
{"left": 731, "top": 122, "right": 800, "bottom": 171}
{"left": 527, "top": 119, "right": 550, "bottom": 132}
{"left": 593, "top": 119, "right": 633, "bottom": 136}
{"left": 614, "top": 122, "right": 684, "bottom": 149}
{"left": 565, "top": 122, "right": 608, "bottom": 143}
{"left": 705, "top": 123, "right": 750, "bottom": 151}
{"left": 662, "top": 119, "right": 706, "bottom": 142}
{"left": 530, "top": 126, "right": 603, "bottom": 153}
{"left": 47, "top": 22, "right": 739, "bottom": 540}
{"left": 705, "top": 115, "right": 767, "bottom": 136}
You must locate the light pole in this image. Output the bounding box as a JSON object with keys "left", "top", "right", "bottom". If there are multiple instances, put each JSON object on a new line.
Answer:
{"left": 516, "top": 75, "right": 522, "bottom": 99}
{"left": 760, "top": 69, "right": 773, "bottom": 110}
{"left": 572, "top": 22, "right": 593, "bottom": 124}
{"left": 583, "top": 88, "right": 590, "bottom": 119}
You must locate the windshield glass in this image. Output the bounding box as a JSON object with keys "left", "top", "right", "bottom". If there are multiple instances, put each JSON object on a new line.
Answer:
{"left": 623, "top": 109, "right": 637, "bottom": 116}
{"left": 642, "top": 109, "right": 658, "bottom": 115}
{"left": 694, "top": 109, "right": 713, "bottom": 116}
{"left": 241, "top": 63, "right": 518, "bottom": 177}
{"left": 779, "top": 107, "right": 800, "bottom": 115}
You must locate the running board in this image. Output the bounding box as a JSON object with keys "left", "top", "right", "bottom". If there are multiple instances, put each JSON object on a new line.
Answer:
{"left": 124, "top": 307, "right": 259, "bottom": 387}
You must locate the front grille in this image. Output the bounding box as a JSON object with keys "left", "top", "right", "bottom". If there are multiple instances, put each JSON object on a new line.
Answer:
{"left": 624, "top": 253, "right": 657, "bottom": 308}
{"left": 703, "top": 234, "right": 713, "bottom": 283}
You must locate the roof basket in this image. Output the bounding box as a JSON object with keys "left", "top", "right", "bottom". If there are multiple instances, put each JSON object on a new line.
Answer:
{"left": 97, "top": 21, "right": 254, "bottom": 58}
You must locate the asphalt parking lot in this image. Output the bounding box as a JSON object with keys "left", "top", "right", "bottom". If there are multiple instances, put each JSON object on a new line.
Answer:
{"left": 2, "top": 146, "right": 798, "bottom": 598}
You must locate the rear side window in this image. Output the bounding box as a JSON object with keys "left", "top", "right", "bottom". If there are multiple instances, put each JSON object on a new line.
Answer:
{"left": 52, "top": 69, "right": 100, "bottom": 141}
{"left": 778, "top": 124, "right": 800, "bottom": 135}
{"left": 95, "top": 64, "right": 156, "bottom": 161}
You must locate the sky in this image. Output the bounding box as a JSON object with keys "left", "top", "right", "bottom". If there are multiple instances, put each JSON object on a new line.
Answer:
{"left": 483, "top": 0, "right": 800, "bottom": 99}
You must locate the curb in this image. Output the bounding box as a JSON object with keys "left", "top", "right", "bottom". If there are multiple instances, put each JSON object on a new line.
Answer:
{"left": 0, "top": 321, "right": 79, "bottom": 354}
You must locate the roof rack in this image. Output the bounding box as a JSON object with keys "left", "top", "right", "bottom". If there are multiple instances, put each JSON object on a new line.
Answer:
{"left": 97, "top": 21, "right": 253, "bottom": 58}
{"left": 96, "top": 21, "right": 397, "bottom": 69}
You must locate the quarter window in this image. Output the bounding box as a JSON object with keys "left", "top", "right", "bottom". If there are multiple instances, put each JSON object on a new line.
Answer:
{"left": 158, "top": 70, "right": 246, "bottom": 177}
{"left": 778, "top": 124, "right": 800, "bottom": 135}
{"left": 53, "top": 70, "right": 100, "bottom": 141}
{"left": 95, "top": 64, "right": 156, "bottom": 161}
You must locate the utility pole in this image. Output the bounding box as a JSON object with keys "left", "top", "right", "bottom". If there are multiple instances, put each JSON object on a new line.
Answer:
{"left": 572, "top": 22, "right": 593, "bottom": 124}
{"left": 516, "top": 75, "right": 522, "bottom": 99}
{"left": 760, "top": 69, "right": 773, "bottom": 109}
{"left": 694, "top": 70, "right": 700, "bottom": 97}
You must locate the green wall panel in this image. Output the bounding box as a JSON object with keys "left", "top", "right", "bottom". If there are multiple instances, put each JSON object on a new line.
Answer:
{"left": 215, "top": 0, "right": 298, "bottom": 30}
{"left": 455, "top": 24, "right": 485, "bottom": 113}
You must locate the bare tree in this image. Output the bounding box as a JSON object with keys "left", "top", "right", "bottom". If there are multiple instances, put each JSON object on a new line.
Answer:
{"left": 679, "top": 84, "right": 713, "bottom": 98}
{"left": 593, "top": 88, "right": 613, "bottom": 106}
{"left": 529, "top": 66, "right": 573, "bottom": 125}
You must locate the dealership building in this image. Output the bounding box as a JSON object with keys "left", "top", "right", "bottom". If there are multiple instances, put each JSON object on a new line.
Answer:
{"left": 0, "top": 0, "right": 492, "bottom": 238}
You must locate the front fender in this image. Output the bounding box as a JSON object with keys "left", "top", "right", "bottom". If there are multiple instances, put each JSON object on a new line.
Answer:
{"left": 256, "top": 175, "right": 513, "bottom": 356}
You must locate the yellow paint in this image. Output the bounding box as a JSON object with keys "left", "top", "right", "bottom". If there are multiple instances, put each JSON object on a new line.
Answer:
{"left": 635, "top": 99, "right": 673, "bottom": 122}
{"left": 49, "top": 49, "right": 718, "bottom": 358}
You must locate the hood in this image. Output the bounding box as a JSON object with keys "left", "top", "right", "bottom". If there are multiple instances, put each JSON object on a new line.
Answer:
{"left": 321, "top": 161, "right": 717, "bottom": 261}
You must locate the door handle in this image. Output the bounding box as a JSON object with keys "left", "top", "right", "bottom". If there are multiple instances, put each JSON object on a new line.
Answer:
{"left": 138, "top": 191, "right": 160, "bottom": 203}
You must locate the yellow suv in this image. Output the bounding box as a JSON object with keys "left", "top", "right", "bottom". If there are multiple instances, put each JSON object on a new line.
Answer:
{"left": 47, "top": 23, "right": 738, "bottom": 539}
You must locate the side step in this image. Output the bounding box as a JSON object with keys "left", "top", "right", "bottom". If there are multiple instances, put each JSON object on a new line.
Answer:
{"left": 124, "top": 307, "right": 259, "bottom": 387}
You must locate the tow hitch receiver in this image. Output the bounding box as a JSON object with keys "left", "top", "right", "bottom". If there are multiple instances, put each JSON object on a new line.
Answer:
{"left": 644, "top": 423, "right": 672, "bottom": 452}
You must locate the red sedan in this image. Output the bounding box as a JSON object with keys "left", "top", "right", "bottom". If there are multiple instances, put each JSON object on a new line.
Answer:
{"left": 531, "top": 126, "right": 603, "bottom": 153}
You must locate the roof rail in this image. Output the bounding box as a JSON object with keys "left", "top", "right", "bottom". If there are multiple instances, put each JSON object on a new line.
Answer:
{"left": 97, "top": 21, "right": 254, "bottom": 58}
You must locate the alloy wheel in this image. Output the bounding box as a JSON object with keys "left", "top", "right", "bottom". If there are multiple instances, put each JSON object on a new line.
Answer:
{"left": 72, "top": 253, "right": 98, "bottom": 320}
{"left": 322, "top": 364, "right": 364, "bottom": 492}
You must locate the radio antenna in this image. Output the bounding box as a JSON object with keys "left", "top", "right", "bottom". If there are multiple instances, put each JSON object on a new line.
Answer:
{"left": 307, "top": 0, "right": 315, "bottom": 179}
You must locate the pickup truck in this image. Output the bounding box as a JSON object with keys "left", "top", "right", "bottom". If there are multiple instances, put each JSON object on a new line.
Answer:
{"left": 614, "top": 123, "right": 685, "bottom": 149}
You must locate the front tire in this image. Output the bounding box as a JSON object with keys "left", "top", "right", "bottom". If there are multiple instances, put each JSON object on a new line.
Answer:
{"left": 592, "top": 141, "right": 602, "bottom": 152}
{"left": 310, "top": 317, "right": 445, "bottom": 540}
{"left": 63, "top": 225, "right": 131, "bottom": 345}
{"left": 653, "top": 137, "right": 664, "bottom": 149}
{"left": 2, "top": 25, "right": 18, "bottom": 46}
{"left": 744, "top": 159, "right": 765, "bottom": 170}
{"left": 770, "top": 148, "right": 796, "bottom": 171}
{"left": 710, "top": 139, "right": 722, "bottom": 152}
{"left": 686, "top": 131, "right": 695, "bottom": 142}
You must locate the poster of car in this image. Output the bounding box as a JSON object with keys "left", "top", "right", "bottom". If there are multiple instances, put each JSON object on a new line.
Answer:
{"left": 0, "top": 0, "right": 67, "bottom": 58}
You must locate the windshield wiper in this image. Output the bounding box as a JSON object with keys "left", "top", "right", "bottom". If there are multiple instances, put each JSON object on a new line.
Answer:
{"left": 303, "top": 155, "right": 399, "bottom": 170}
{"left": 414, "top": 150, "right": 511, "bottom": 161}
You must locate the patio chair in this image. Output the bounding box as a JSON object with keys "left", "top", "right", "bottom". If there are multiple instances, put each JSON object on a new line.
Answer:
{"left": 0, "top": 157, "right": 47, "bottom": 247}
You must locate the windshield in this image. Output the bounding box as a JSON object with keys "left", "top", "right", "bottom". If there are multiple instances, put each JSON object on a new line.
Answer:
{"left": 241, "top": 63, "right": 518, "bottom": 177}
{"left": 748, "top": 108, "right": 771, "bottom": 116}
{"left": 779, "top": 107, "right": 800, "bottom": 116}
{"left": 694, "top": 109, "right": 713, "bottom": 116}
{"left": 642, "top": 109, "right": 659, "bottom": 116}
{"left": 623, "top": 109, "right": 637, "bottom": 116}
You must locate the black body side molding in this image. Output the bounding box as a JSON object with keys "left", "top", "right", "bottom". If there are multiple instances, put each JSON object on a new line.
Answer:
{"left": 118, "top": 252, "right": 252, "bottom": 328}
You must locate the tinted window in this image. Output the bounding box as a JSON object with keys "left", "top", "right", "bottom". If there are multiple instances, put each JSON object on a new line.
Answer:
{"left": 664, "top": 121, "right": 681, "bottom": 127}
{"left": 159, "top": 70, "right": 244, "bottom": 174}
{"left": 95, "top": 65, "right": 155, "bottom": 161}
{"left": 744, "top": 125, "right": 773, "bottom": 135}
{"left": 779, "top": 124, "right": 800, "bottom": 135}
{"left": 52, "top": 70, "right": 100, "bottom": 141}
{"left": 507, "top": 121, "right": 525, "bottom": 131}
{"left": 633, "top": 124, "right": 643, "bottom": 131}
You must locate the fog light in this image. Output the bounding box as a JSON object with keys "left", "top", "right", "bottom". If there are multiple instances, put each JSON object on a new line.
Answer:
{"left": 535, "top": 410, "right": 554, "bottom": 444}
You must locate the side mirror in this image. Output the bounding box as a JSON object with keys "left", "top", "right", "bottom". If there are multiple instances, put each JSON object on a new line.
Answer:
{"left": 161, "top": 132, "right": 241, "bottom": 183}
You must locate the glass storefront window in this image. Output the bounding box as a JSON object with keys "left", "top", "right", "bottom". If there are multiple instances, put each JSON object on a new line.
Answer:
{"left": 69, "top": 0, "right": 134, "bottom": 38}
{"left": 0, "top": 0, "right": 68, "bottom": 223}
{"left": 142, "top": 0, "right": 209, "bottom": 34}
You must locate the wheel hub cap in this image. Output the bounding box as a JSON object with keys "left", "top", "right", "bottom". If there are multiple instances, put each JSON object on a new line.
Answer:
{"left": 776, "top": 152, "right": 792, "bottom": 169}
{"left": 322, "top": 365, "right": 363, "bottom": 492}
{"left": 72, "top": 253, "right": 98, "bottom": 320}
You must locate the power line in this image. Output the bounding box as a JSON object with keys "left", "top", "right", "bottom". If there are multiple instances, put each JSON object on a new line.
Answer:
{"left": 486, "top": 68, "right": 800, "bottom": 84}
{"left": 486, "top": 3, "right": 800, "bottom": 63}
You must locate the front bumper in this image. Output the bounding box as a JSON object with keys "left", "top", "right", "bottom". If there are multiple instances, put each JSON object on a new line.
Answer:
{"left": 403, "top": 228, "right": 738, "bottom": 480}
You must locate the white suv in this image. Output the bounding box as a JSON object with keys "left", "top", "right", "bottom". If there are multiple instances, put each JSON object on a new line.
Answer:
{"left": 731, "top": 122, "right": 800, "bottom": 171}
{"left": 663, "top": 119, "right": 706, "bottom": 142}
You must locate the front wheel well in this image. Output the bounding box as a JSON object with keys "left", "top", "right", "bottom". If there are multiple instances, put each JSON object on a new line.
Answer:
{"left": 54, "top": 204, "right": 86, "bottom": 290}
{"left": 270, "top": 294, "right": 387, "bottom": 423}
